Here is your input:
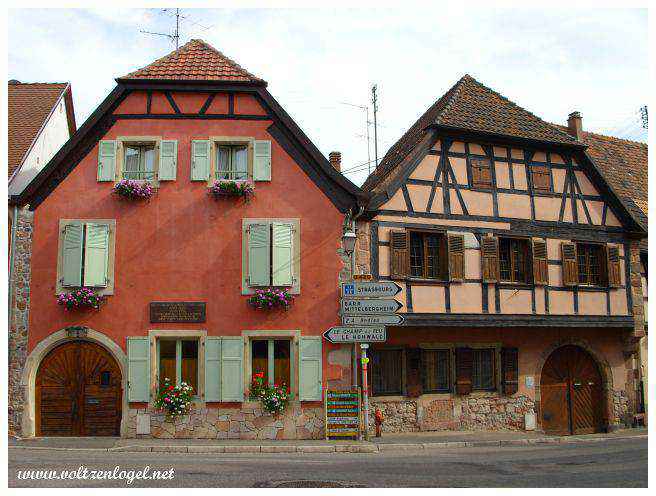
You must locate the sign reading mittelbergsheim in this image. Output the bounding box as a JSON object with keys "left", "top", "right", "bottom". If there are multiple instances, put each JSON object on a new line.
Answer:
{"left": 341, "top": 281, "right": 402, "bottom": 298}
{"left": 340, "top": 298, "right": 403, "bottom": 315}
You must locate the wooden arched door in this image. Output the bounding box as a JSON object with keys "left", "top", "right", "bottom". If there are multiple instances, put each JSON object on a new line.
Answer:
{"left": 540, "top": 345, "right": 604, "bottom": 435}
{"left": 36, "top": 340, "right": 122, "bottom": 436}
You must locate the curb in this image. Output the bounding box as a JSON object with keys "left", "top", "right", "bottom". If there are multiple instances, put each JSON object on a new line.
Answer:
{"left": 9, "top": 434, "right": 647, "bottom": 454}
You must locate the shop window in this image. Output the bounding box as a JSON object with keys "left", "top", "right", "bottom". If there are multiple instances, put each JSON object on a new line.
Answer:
{"left": 251, "top": 339, "right": 291, "bottom": 389}
{"left": 158, "top": 339, "right": 199, "bottom": 394}
{"left": 577, "top": 243, "right": 605, "bottom": 286}
{"left": 498, "top": 237, "right": 531, "bottom": 283}
{"left": 409, "top": 231, "right": 448, "bottom": 279}
{"left": 422, "top": 349, "right": 450, "bottom": 393}
{"left": 472, "top": 349, "right": 495, "bottom": 390}
{"left": 217, "top": 145, "right": 249, "bottom": 180}
{"left": 370, "top": 349, "right": 403, "bottom": 396}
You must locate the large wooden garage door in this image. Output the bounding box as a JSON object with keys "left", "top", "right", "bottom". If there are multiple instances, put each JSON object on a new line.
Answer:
{"left": 36, "top": 341, "right": 122, "bottom": 436}
{"left": 540, "top": 345, "right": 604, "bottom": 435}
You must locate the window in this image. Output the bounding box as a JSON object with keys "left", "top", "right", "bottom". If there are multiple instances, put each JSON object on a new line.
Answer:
{"left": 470, "top": 157, "right": 493, "bottom": 188}
{"left": 157, "top": 339, "right": 199, "bottom": 395}
{"left": 251, "top": 339, "right": 291, "bottom": 390}
{"left": 577, "top": 243, "right": 604, "bottom": 286}
{"left": 124, "top": 144, "right": 156, "bottom": 180}
{"left": 531, "top": 165, "right": 551, "bottom": 191}
{"left": 58, "top": 220, "right": 115, "bottom": 294}
{"left": 472, "top": 349, "right": 495, "bottom": 390}
{"left": 244, "top": 219, "right": 299, "bottom": 293}
{"left": 409, "top": 231, "right": 447, "bottom": 279}
{"left": 371, "top": 349, "right": 403, "bottom": 396}
{"left": 217, "top": 145, "right": 249, "bottom": 180}
{"left": 422, "top": 349, "right": 450, "bottom": 393}
{"left": 498, "top": 237, "right": 531, "bottom": 283}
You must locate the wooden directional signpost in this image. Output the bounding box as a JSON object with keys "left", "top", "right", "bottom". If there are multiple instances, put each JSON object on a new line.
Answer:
{"left": 323, "top": 280, "right": 403, "bottom": 440}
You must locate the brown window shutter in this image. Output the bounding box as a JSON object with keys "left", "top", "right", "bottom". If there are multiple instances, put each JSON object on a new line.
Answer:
{"left": 481, "top": 236, "right": 499, "bottom": 283}
{"left": 531, "top": 166, "right": 550, "bottom": 191}
{"left": 448, "top": 234, "right": 465, "bottom": 282}
{"left": 471, "top": 158, "right": 492, "bottom": 188}
{"left": 405, "top": 348, "right": 422, "bottom": 398}
{"left": 561, "top": 241, "right": 578, "bottom": 286}
{"left": 501, "top": 347, "right": 519, "bottom": 395}
{"left": 389, "top": 230, "right": 409, "bottom": 280}
{"left": 607, "top": 245, "right": 621, "bottom": 287}
{"left": 532, "top": 238, "right": 548, "bottom": 285}
{"left": 455, "top": 347, "right": 473, "bottom": 395}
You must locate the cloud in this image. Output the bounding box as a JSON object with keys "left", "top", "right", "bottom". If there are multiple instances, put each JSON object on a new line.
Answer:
{"left": 9, "top": 8, "right": 648, "bottom": 186}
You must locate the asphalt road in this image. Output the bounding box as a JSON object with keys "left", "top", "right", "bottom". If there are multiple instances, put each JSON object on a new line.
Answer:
{"left": 8, "top": 437, "right": 647, "bottom": 488}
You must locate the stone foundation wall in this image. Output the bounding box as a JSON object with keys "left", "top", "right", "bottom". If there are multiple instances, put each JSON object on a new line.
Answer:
{"left": 370, "top": 394, "right": 535, "bottom": 433}
{"left": 126, "top": 404, "right": 325, "bottom": 439}
{"left": 9, "top": 207, "right": 34, "bottom": 437}
{"left": 612, "top": 389, "right": 630, "bottom": 427}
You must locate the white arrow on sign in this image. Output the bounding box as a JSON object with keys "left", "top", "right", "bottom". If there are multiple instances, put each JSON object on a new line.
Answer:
{"left": 342, "top": 314, "right": 405, "bottom": 326}
{"left": 340, "top": 298, "right": 402, "bottom": 315}
{"left": 323, "top": 326, "right": 386, "bottom": 343}
{"left": 341, "top": 281, "right": 402, "bottom": 298}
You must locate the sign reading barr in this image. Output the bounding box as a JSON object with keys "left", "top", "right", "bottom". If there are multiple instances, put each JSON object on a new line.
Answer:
{"left": 340, "top": 298, "right": 402, "bottom": 315}
{"left": 324, "top": 326, "right": 386, "bottom": 343}
{"left": 150, "top": 302, "right": 206, "bottom": 323}
{"left": 341, "top": 281, "right": 402, "bottom": 298}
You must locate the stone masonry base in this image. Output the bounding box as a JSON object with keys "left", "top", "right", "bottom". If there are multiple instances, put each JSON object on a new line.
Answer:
{"left": 126, "top": 404, "right": 325, "bottom": 439}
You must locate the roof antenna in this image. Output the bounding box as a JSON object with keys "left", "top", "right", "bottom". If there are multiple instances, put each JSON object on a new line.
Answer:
{"left": 141, "top": 8, "right": 181, "bottom": 50}
{"left": 371, "top": 84, "right": 379, "bottom": 169}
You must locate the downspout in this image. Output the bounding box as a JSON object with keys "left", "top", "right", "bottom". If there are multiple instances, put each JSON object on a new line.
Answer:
{"left": 9, "top": 204, "right": 18, "bottom": 330}
{"left": 348, "top": 205, "right": 365, "bottom": 389}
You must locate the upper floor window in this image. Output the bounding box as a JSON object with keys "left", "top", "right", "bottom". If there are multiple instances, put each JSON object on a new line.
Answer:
{"left": 217, "top": 145, "right": 248, "bottom": 180}
{"left": 409, "top": 231, "right": 447, "bottom": 279}
{"left": 498, "top": 237, "right": 531, "bottom": 284}
{"left": 470, "top": 157, "right": 492, "bottom": 188}
{"left": 577, "top": 243, "right": 604, "bottom": 286}
{"left": 530, "top": 165, "right": 551, "bottom": 191}
{"left": 124, "top": 144, "right": 156, "bottom": 181}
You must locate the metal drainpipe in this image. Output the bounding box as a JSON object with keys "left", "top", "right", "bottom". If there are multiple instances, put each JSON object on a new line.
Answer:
{"left": 8, "top": 205, "right": 19, "bottom": 330}
{"left": 349, "top": 205, "right": 365, "bottom": 389}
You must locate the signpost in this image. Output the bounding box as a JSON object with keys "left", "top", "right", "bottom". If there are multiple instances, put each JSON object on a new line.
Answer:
{"left": 341, "top": 298, "right": 403, "bottom": 315}
{"left": 342, "top": 314, "right": 404, "bottom": 326}
{"left": 341, "top": 281, "right": 402, "bottom": 298}
{"left": 323, "top": 326, "right": 386, "bottom": 344}
{"left": 325, "top": 389, "right": 361, "bottom": 440}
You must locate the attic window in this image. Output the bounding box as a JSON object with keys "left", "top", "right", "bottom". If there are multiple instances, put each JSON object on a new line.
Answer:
{"left": 470, "top": 157, "right": 492, "bottom": 188}
{"left": 531, "top": 166, "right": 551, "bottom": 191}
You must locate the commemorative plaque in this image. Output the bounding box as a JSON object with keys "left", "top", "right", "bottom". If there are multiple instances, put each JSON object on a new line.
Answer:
{"left": 149, "top": 302, "right": 206, "bottom": 323}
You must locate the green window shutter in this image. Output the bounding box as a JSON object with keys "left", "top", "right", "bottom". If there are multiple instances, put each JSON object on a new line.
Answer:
{"left": 191, "top": 140, "right": 210, "bottom": 181}
{"left": 83, "top": 223, "right": 109, "bottom": 287}
{"left": 272, "top": 222, "right": 294, "bottom": 287}
{"left": 97, "top": 140, "right": 117, "bottom": 182}
{"left": 220, "top": 337, "right": 244, "bottom": 402}
{"left": 158, "top": 140, "right": 178, "bottom": 180}
{"left": 61, "top": 223, "right": 84, "bottom": 287}
{"left": 248, "top": 223, "right": 271, "bottom": 286}
{"left": 204, "top": 337, "right": 222, "bottom": 402}
{"left": 299, "top": 336, "right": 322, "bottom": 401}
{"left": 128, "top": 337, "right": 150, "bottom": 402}
{"left": 253, "top": 140, "right": 272, "bottom": 181}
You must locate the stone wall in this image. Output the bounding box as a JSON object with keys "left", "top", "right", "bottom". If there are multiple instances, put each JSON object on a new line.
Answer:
{"left": 612, "top": 389, "right": 630, "bottom": 427}
{"left": 369, "top": 394, "right": 535, "bottom": 433}
{"left": 127, "top": 404, "right": 325, "bottom": 439}
{"left": 355, "top": 220, "right": 371, "bottom": 276}
{"left": 8, "top": 207, "right": 34, "bottom": 437}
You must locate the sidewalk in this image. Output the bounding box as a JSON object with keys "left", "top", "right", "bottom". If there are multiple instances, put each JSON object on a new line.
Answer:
{"left": 9, "top": 427, "right": 647, "bottom": 454}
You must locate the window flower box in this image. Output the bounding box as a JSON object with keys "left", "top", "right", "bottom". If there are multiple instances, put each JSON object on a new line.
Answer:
{"left": 57, "top": 287, "right": 105, "bottom": 310}
{"left": 247, "top": 288, "right": 294, "bottom": 310}
{"left": 249, "top": 373, "right": 290, "bottom": 415}
{"left": 209, "top": 179, "right": 254, "bottom": 202}
{"left": 113, "top": 179, "right": 154, "bottom": 200}
{"left": 154, "top": 379, "right": 194, "bottom": 420}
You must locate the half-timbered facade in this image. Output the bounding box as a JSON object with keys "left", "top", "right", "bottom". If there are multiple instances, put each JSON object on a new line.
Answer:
{"left": 356, "top": 75, "right": 646, "bottom": 434}
{"left": 8, "top": 40, "right": 362, "bottom": 439}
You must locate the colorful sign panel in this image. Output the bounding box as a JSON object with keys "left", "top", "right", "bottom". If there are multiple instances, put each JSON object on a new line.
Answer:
{"left": 325, "top": 389, "right": 361, "bottom": 439}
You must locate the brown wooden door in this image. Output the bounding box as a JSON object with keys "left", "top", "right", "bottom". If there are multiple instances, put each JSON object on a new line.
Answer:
{"left": 540, "top": 345, "right": 604, "bottom": 435}
{"left": 36, "top": 341, "right": 122, "bottom": 436}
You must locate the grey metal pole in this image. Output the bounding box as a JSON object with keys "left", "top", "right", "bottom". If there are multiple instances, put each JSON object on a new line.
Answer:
{"left": 361, "top": 343, "right": 370, "bottom": 441}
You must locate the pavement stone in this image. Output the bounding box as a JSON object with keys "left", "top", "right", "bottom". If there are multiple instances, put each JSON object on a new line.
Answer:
{"left": 297, "top": 445, "right": 335, "bottom": 453}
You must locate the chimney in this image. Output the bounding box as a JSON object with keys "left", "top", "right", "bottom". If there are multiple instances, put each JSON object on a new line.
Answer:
{"left": 329, "top": 151, "right": 342, "bottom": 172}
{"left": 567, "top": 111, "right": 583, "bottom": 140}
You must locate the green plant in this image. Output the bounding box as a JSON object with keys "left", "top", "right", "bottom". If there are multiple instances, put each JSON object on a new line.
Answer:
{"left": 154, "top": 379, "right": 194, "bottom": 419}
{"left": 249, "top": 373, "right": 290, "bottom": 415}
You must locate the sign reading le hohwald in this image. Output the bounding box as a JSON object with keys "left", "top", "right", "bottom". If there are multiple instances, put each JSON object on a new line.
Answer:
{"left": 149, "top": 302, "right": 206, "bottom": 323}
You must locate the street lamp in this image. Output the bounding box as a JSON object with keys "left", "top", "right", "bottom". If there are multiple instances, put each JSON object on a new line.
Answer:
{"left": 342, "top": 230, "right": 357, "bottom": 256}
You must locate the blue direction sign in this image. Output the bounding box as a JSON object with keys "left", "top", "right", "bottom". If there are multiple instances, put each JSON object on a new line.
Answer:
{"left": 341, "top": 281, "right": 402, "bottom": 298}
{"left": 340, "top": 298, "right": 403, "bottom": 315}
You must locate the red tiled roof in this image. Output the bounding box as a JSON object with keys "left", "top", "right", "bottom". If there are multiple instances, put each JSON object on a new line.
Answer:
{"left": 363, "top": 75, "right": 580, "bottom": 193}
{"left": 118, "top": 39, "right": 264, "bottom": 83}
{"left": 8, "top": 82, "right": 69, "bottom": 178}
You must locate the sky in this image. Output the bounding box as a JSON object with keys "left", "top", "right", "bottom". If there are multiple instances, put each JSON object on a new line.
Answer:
{"left": 8, "top": 7, "right": 649, "bottom": 186}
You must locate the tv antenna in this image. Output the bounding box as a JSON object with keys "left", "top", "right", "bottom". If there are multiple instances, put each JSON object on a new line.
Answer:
{"left": 340, "top": 102, "right": 372, "bottom": 174}
{"left": 141, "top": 8, "right": 181, "bottom": 50}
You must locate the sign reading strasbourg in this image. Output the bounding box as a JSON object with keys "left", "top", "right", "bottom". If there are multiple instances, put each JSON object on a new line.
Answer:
{"left": 149, "top": 302, "right": 206, "bottom": 323}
